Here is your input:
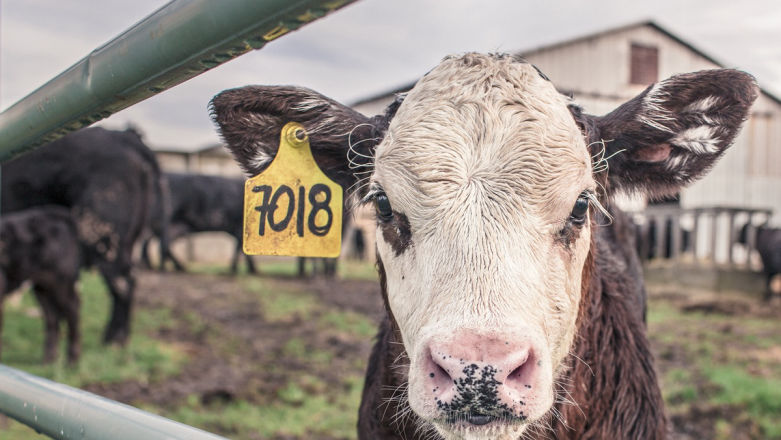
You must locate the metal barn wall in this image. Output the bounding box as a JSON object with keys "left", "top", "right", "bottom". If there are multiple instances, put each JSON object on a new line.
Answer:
{"left": 155, "top": 149, "right": 244, "bottom": 177}
{"left": 522, "top": 24, "right": 781, "bottom": 226}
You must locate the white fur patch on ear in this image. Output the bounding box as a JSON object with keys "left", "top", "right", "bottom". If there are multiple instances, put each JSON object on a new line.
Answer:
{"left": 664, "top": 154, "right": 690, "bottom": 176}
{"left": 683, "top": 96, "right": 720, "bottom": 113}
{"left": 247, "top": 147, "right": 273, "bottom": 172}
{"left": 637, "top": 82, "right": 675, "bottom": 133}
{"left": 670, "top": 126, "right": 720, "bottom": 154}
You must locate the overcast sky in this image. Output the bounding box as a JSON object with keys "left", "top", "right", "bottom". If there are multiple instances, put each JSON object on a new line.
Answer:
{"left": 2, "top": 0, "right": 780, "bottom": 150}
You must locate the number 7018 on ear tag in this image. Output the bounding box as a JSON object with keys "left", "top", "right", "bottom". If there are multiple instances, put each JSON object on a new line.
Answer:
{"left": 242, "top": 122, "right": 343, "bottom": 257}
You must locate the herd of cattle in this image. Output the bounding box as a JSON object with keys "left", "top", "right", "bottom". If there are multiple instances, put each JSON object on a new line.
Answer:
{"left": 0, "top": 126, "right": 354, "bottom": 364}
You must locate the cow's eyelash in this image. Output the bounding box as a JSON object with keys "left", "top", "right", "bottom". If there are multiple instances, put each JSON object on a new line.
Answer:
{"left": 361, "top": 185, "right": 385, "bottom": 205}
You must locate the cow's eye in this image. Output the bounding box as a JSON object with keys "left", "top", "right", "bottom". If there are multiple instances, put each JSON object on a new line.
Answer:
{"left": 375, "top": 192, "right": 393, "bottom": 222}
{"left": 569, "top": 193, "right": 589, "bottom": 225}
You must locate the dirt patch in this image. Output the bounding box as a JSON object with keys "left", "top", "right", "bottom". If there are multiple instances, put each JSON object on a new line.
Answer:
{"left": 84, "top": 270, "right": 384, "bottom": 413}
{"left": 670, "top": 403, "right": 763, "bottom": 440}
{"left": 286, "top": 276, "right": 384, "bottom": 321}
{"left": 681, "top": 299, "right": 751, "bottom": 315}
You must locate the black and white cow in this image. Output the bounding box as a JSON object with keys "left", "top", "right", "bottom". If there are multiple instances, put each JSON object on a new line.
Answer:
{"left": 211, "top": 54, "right": 757, "bottom": 439}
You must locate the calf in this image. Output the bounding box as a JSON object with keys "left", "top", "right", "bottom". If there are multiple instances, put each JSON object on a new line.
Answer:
{"left": 141, "top": 173, "right": 255, "bottom": 274}
{"left": 211, "top": 54, "right": 756, "bottom": 439}
{"left": 1, "top": 127, "right": 163, "bottom": 344}
{"left": 0, "top": 206, "right": 81, "bottom": 363}
{"left": 740, "top": 224, "right": 781, "bottom": 300}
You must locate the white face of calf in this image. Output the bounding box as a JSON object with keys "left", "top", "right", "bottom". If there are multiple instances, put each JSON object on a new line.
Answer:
{"left": 368, "top": 55, "right": 594, "bottom": 436}
{"left": 211, "top": 53, "right": 757, "bottom": 440}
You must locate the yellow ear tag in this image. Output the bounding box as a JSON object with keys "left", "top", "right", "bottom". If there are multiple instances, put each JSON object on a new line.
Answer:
{"left": 242, "top": 122, "right": 342, "bottom": 257}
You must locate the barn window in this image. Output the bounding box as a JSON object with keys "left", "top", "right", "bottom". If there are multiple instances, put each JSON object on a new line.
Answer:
{"left": 630, "top": 43, "right": 659, "bottom": 85}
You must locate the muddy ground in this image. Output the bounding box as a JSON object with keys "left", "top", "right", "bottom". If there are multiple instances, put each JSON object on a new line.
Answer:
{"left": 85, "top": 270, "right": 383, "bottom": 410}
{"left": 83, "top": 269, "right": 779, "bottom": 439}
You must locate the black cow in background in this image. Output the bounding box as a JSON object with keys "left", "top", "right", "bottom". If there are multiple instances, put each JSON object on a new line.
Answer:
{"left": 141, "top": 173, "right": 256, "bottom": 275}
{"left": 739, "top": 223, "right": 781, "bottom": 300}
{"left": 1, "top": 127, "right": 167, "bottom": 345}
{"left": 0, "top": 206, "right": 82, "bottom": 363}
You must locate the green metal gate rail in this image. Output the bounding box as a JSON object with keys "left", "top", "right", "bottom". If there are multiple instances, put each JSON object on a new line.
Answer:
{"left": 0, "top": 364, "right": 227, "bottom": 439}
{"left": 0, "top": 0, "right": 358, "bottom": 162}
{"left": 0, "top": 0, "right": 358, "bottom": 437}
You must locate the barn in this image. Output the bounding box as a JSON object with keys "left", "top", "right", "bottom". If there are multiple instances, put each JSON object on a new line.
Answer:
{"left": 353, "top": 21, "right": 781, "bottom": 217}
{"left": 351, "top": 20, "right": 781, "bottom": 268}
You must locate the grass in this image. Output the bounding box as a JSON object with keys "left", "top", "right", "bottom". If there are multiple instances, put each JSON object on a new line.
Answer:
{"left": 242, "top": 277, "right": 318, "bottom": 322}
{"left": 0, "top": 270, "right": 189, "bottom": 439}
{"left": 10, "top": 263, "right": 778, "bottom": 439}
{"left": 1, "top": 271, "right": 186, "bottom": 387}
{"left": 319, "top": 309, "right": 377, "bottom": 338}
{"left": 0, "top": 264, "right": 376, "bottom": 439}
{"left": 147, "top": 267, "right": 376, "bottom": 439}
{"left": 648, "top": 294, "right": 781, "bottom": 439}
{"left": 706, "top": 366, "right": 781, "bottom": 437}
{"left": 160, "top": 375, "right": 364, "bottom": 439}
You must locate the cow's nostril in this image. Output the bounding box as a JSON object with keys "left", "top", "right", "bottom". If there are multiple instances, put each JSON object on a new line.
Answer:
{"left": 506, "top": 349, "right": 534, "bottom": 386}
{"left": 509, "top": 363, "right": 525, "bottom": 380}
{"left": 429, "top": 352, "right": 453, "bottom": 384}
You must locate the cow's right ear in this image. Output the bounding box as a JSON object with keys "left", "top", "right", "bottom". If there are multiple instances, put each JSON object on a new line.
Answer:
{"left": 572, "top": 69, "right": 757, "bottom": 199}
{"left": 209, "top": 86, "right": 380, "bottom": 190}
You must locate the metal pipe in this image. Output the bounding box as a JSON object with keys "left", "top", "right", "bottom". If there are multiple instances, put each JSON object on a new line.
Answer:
{"left": 0, "top": 364, "right": 227, "bottom": 439}
{"left": 0, "top": 0, "right": 358, "bottom": 162}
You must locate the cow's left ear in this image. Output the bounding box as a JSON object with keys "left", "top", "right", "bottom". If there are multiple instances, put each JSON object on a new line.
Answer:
{"left": 580, "top": 69, "right": 758, "bottom": 198}
{"left": 209, "top": 85, "right": 384, "bottom": 190}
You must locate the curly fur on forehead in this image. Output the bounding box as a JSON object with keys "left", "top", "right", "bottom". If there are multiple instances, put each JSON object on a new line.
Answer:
{"left": 374, "top": 53, "right": 592, "bottom": 226}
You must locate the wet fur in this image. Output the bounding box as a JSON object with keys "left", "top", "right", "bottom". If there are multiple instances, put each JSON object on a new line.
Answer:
{"left": 358, "top": 207, "right": 666, "bottom": 439}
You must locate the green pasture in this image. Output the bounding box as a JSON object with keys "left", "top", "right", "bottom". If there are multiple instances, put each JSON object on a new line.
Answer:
{"left": 0, "top": 263, "right": 778, "bottom": 439}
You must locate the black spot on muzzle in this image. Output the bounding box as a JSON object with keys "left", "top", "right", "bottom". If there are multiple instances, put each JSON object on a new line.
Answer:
{"left": 436, "top": 364, "right": 525, "bottom": 424}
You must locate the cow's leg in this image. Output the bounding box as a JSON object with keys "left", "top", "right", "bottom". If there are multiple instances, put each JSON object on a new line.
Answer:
{"left": 324, "top": 258, "right": 338, "bottom": 278}
{"left": 765, "top": 272, "right": 776, "bottom": 302}
{"left": 98, "top": 262, "right": 135, "bottom": 345}
{"left": 33, "top": 286, "right": 60, "bottom": 363}
{"left": 0, "top": 297, "right": 4, "bottom": 362}
{"left": 230, "top": 240, "right": 241, "bottom": 275}
{"left": 161, "top": 225, "right": 186, "bottom": 272}
{"left": 245, "top": 252, "right": 257, "bottom": 275}
{"left": 62, "top": 284, "right": 81, "bottom": 364}
{"left": 165, "top": 249, "right": 186, "bottom": 272}
{"left": 140, "top": 237, "right": 154, "bottom": 269}
{"left": 297, "top": 257, "right": 307, "bottom": 278}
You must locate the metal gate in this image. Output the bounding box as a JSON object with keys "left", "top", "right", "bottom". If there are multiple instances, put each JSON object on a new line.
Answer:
{"left": 0, "top": 0, "right": 358, "bottom": 438}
